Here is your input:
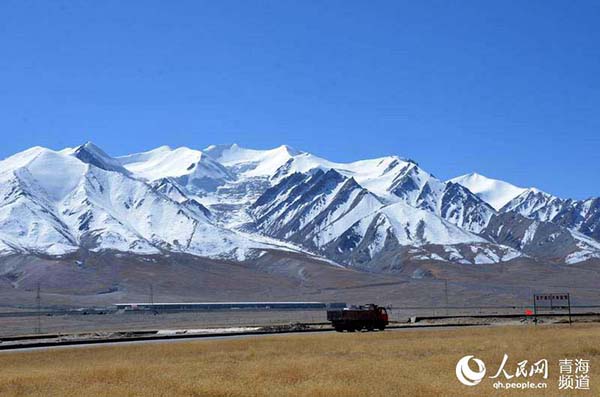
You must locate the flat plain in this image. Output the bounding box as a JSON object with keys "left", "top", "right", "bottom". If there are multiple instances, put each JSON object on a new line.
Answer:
{"left": 0, "top": 323, "right": 598, "bottom": 396}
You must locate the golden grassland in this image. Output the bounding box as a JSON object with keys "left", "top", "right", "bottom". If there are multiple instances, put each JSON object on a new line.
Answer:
{"left": 0, "top": 324, "right": 598, "bottom": 396}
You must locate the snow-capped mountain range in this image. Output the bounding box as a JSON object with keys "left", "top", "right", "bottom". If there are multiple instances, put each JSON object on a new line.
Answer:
{"left": 451, "top": 173, "right": 600, "bottom": 244}
{"left": 0, "top": 142, "right": 598, "bottom": 269}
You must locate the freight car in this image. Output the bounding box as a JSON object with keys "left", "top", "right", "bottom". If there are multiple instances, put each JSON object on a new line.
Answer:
{"left": 327, "top": 304, "right": 389, "bottom": 332}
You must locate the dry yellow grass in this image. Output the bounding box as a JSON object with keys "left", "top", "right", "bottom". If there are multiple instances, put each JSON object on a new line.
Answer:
{"left": 0, "top": 324, "right": 598, "bottom": 396}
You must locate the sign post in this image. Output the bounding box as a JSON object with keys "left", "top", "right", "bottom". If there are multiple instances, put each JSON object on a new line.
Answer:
{"left": 533, "top": 293, "right": 572, "bottom": 325}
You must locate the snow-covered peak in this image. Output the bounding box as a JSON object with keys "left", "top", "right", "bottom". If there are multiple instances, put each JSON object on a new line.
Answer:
{"left": 449, "top": 173, "right": 527, "bottom": 210}
{"left": 269, "top": 152, "right": 417, "bottom": 198}
{"left": 204, "top": 143, "right": 301, "bottom": 159}
{"left": 202, "top": 144, "right": 303, "bottom": 178}
{"left": 0, "top": 146, "right": 88, "bottom": 201}
{"left": 504, "top": 187, "right": 556, "bottom": 205}
{"left": 0, "top": 146, "right": 49, "bottom": 173}
{"left": 200, "top": 144, "right": 423, "bottom": 201}
{"left": 71, "top": 142, "right": 131, "bottom": 174}
{"left": 202, "top": 143, "right": 237, "bottom": 159}
{"left": 118, "top": 146, "right": 231, "bottom": 182}
{"left": 500, "top": 187, "right": 562, "bottom": 218}
{"left": 526, "top": 187, "right": 549, "bottom": 196}
{"left": 117, "top": 145, "right": 172, "bottom": 165}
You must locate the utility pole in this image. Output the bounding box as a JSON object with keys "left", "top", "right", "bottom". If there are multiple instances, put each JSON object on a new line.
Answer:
{"left": 567, "top": 293, "right": 572, "bottom": 326}
{"left": 444, "top": 280, "right": 449, "bottom": 316}
{"left": 36, "top": 283, "right": 41, "bottom": 334}
{"left": 149, "top": 284, "right": 154, "bottom": 305}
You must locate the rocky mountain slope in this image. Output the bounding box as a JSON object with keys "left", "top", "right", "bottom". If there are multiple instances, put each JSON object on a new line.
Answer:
{"left": 0, "top": 144, "right": 294, "bottom": 260}
{"left": 0, "top": 142, "right": 598, "bottom": 271}
{"left": 502, "top": 189, "right": 600, "bottom": 241}
{"left": 451, "top": 173, "right": 600, "bottom": 251}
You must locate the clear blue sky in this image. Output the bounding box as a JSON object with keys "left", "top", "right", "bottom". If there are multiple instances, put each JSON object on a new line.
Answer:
{"left": 1, "top": 1, "right": 599, "bottom": 198}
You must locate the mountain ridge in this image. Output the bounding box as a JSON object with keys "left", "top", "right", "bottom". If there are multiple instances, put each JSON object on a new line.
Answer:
{"left": 0, "top": 142, "right": 598, "bottom": 269}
